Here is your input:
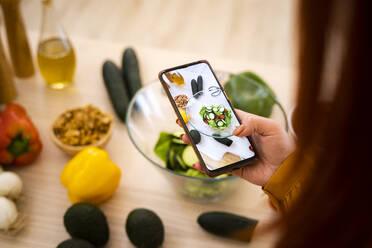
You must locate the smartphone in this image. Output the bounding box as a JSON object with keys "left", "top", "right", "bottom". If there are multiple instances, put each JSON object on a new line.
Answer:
{"left": 158, "top": 60, "right": 257, "bottom": 177}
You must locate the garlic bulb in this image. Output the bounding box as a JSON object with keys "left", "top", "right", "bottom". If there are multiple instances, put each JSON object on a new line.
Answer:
{"left": 0, "top": 170, "right": 23, "bottom": 199}
{"left": 0, "top": 196, "right": 18, "bottom": 230}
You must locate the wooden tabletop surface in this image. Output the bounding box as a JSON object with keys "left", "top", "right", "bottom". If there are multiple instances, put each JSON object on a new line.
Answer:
{"left": 0, "top": 31, "right": 295, "bottom": 247}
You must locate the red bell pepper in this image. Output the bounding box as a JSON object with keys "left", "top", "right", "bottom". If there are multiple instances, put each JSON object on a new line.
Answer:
{"left": 0, "top": 103, "right": 42, "bottom": 166}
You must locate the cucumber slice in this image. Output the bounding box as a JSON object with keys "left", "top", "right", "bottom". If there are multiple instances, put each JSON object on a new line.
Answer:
{"left": 208, "top": 113, "right": 215, "bottom": 120}
{"left": 216, "top": 120, "right": 224, "bottom": 127}
{"left": 182, "top": 146, "right": 199, "bottom": 166}
{"left": 167, "top": 149, "right": 176, "bottom": 170}
{"left": 176, "top": 154, "right": 188, "bottom": 170}
{"left": 206, "top": 106, "right": 212, "bottom": 111}
{"left": 213, "top": 107, "right": 218, "bottom": 113}
{"left": 215, "top": 174, "right": 229, "bottom": 179}
{"left": 172, "top": 152, "right": 182, "bottom": 171}
{"left": 172, "top": 138, "right": 185, "bottom": 144}
{"left": 219, "top": 107, "right": 224, "bottom": 113}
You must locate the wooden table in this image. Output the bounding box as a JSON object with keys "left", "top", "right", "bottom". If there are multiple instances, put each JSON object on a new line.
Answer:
{"left": 0, "top": 33, "right": 295, "bottom": 248}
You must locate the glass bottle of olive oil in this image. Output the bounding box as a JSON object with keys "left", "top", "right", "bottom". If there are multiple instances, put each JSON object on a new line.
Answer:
{"left": 37, "top": 0, "right": 76, "bottom": 89}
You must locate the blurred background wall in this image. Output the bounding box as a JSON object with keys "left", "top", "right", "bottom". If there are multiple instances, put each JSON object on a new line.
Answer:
{"left": 19, "top": 0, "right": 295, "bottom": 67}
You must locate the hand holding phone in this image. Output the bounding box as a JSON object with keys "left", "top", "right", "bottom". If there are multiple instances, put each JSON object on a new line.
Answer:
{"left": 178, "top": 109, "right": 296, "bottom": 185}
{"left": 159, "top": 60, "right": 258, "bottom": 177}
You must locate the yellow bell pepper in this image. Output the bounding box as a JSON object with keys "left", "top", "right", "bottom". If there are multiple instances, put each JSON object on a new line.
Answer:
{"left": 179, "top": 108, "right": 190, "bottom": 124}
{"left": 60, "top": 147, "right": 121, "bottom": 205}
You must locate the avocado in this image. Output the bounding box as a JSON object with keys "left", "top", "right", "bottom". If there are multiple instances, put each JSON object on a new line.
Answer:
{"left": 64, "top": 203, "right": 109, "bottom": 246}
{"left": 57, "top": 238, "right": 96, "bottom": 248}
{"left": 125, "top": 208, "right": 164, "bottom": 248}
{"left": 189, "top": 130, "right": 201, "bottom": 144}
{"left": 197, "top": 211, "right": 258, "bottom": 242}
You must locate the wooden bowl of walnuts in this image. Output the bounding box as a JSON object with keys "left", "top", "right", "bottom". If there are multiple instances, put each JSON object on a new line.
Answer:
{"left": 51, "top": 105, "right": 114, "bottom": 156}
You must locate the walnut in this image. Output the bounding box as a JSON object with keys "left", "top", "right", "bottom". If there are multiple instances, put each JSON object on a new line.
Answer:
{"left": 53, "top": 105, "right": 112, "bottom": 146}
{"left": 174, "top": 94, "right": 188, "bottom": 108}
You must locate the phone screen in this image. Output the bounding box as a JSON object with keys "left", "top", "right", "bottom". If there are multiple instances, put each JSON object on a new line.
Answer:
{"left": 160, "top": 61, "right": 256, "bottom": 172}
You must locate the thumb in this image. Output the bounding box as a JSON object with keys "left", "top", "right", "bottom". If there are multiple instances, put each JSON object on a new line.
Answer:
{"left": 233, "top": 109, "right": 280, "bottom": 137}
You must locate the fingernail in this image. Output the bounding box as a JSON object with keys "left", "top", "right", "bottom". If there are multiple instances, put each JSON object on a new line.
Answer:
{"left": 180, "top": 134, "right": 185, "bottom": 139}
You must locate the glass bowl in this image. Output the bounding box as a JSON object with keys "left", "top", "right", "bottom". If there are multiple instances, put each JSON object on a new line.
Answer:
{"left": 126, "top": 71, "right": 288, "bottom": 202}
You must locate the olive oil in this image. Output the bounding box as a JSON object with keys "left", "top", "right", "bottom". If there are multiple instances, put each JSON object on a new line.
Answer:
{"left": 37, "top": 38, "right": 76, "bottom": 89}
{"left": 37, "top": 0, "right": 76, "bottom": 89}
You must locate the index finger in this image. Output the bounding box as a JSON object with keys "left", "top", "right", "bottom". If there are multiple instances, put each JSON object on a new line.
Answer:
{"left": 180, "top": 133, "right": 191, "bottom": 145}
{"left": 234, "top": 109, "right": 255, "bottom": 122}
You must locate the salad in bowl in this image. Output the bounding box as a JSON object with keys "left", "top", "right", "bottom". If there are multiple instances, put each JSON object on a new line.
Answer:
{"left": 200, "top": 105, "right": 232, "bottom": 130}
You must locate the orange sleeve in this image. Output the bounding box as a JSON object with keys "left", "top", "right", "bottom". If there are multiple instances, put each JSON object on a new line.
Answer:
{"left": 262, "top": 152, "right": 305, "bottom": 213}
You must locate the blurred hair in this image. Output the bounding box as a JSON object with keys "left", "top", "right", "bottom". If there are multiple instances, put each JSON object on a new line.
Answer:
{"left": 276, "top": 0, "right": 371, "bottom": 247}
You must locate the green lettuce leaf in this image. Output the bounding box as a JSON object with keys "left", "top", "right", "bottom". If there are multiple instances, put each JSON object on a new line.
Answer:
{"left": 224, "top": 72, "right": 276, "bottom": 117}
{"left": 154, "top": 132, "right": 173, "bottom": 162}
